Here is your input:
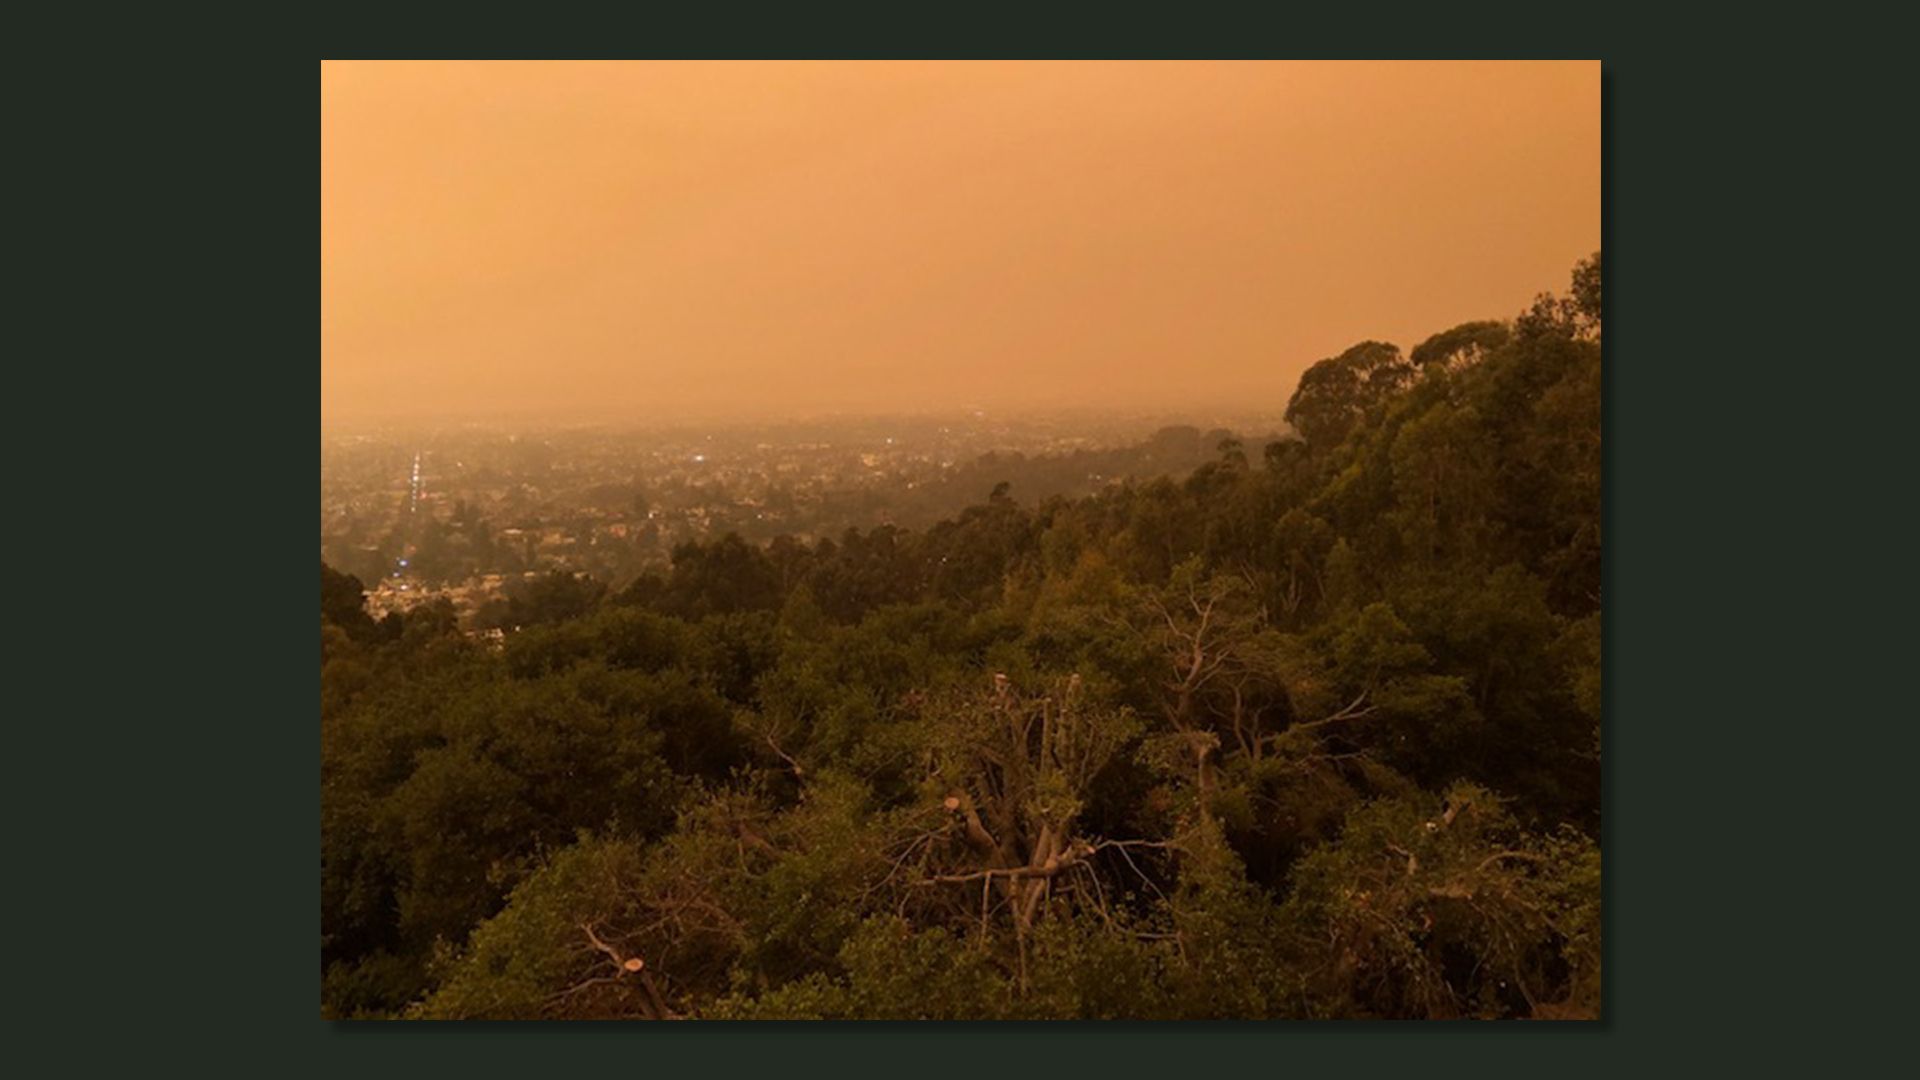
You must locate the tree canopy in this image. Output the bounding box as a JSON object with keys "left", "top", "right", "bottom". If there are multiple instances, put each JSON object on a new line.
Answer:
{"left": 323, "top": 253, "right": 1603, "bottom": 1020}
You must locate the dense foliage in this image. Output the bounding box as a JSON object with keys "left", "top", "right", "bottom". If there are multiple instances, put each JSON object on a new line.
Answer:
{"left": 322, "top": 254, "right": 1602, "bottom": 1020}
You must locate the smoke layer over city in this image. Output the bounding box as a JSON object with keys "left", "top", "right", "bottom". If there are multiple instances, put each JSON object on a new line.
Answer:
{"left": 322, "top": 61, "right": 1598, "bottom": 428}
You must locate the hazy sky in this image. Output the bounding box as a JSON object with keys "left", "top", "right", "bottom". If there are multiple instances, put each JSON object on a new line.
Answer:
{"left": 322, "top": 61, "right": 1597, "bottom": 428}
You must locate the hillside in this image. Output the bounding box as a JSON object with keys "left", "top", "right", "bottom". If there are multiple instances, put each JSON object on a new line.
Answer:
{"left": 321, "top": 254, "right": 1603, "bottom": 1020}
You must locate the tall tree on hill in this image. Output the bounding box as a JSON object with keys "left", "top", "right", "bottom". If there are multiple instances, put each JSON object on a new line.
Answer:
{"left": 1285, "top": 341, "right": 1414, "bottom": 450}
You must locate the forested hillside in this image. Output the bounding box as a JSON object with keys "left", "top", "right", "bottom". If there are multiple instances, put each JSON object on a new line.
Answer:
{"left": 322, "top": 254, "right": 1602, "bottom": 1020}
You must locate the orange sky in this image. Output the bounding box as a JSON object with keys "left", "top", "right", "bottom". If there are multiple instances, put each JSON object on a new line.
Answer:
{"left": 322, "top": 61, "right": 1597, "bottom": 428}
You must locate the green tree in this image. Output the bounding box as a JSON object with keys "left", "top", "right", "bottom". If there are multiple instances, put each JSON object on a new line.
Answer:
{"left": 1285, "top": 341, "right": 1413, "bottom": 450}
{"left": 1281, "top": 782, "right": 1600, "bottom": 1019}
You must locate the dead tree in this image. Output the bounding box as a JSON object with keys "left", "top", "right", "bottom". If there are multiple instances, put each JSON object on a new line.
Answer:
{"left": 1141, "top": 570, "right": 1261, "bottom": 800}
{"left": 556, "top": 922, "right": 678, "bottom": 1019}
{"left": 903, "top": 674, "right": 1162, "bottom": 986}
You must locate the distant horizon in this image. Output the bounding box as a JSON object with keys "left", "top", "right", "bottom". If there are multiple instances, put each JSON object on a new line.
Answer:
{"left": 319, "top": 396, "right": 1300, "bottom": 437}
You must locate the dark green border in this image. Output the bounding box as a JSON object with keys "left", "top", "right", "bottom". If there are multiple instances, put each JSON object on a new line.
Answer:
{"left": 43, "top": 55, "right": 1852, "bottom": 1071}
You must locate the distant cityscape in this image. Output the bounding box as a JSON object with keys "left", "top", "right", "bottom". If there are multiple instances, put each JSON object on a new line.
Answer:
{"left": 321, "top": 409, "right": 1290, "bottom": 627}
